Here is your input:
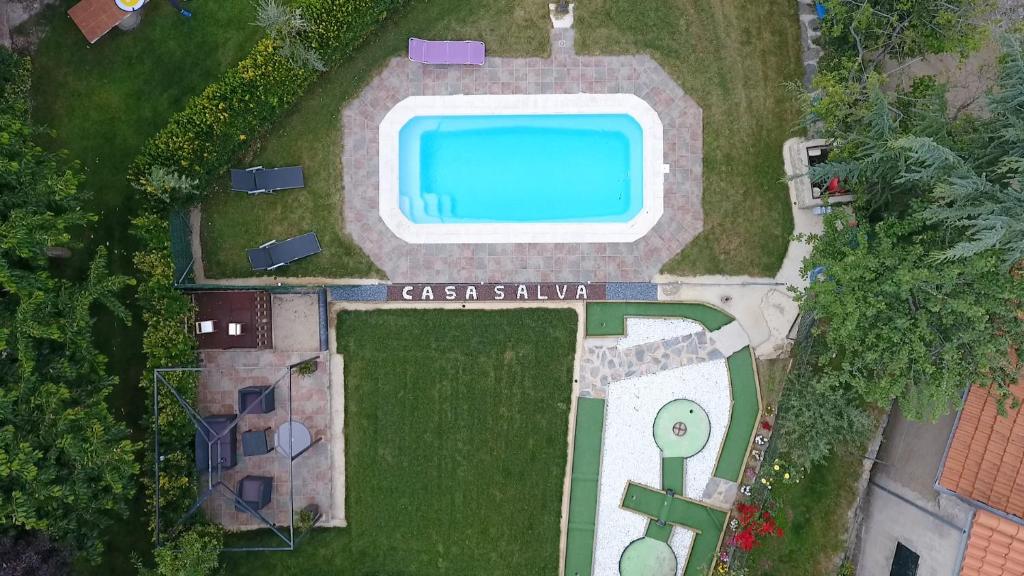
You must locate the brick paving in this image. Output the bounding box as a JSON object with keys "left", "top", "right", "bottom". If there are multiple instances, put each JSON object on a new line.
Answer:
{"left": 342, "top": 29, "right": 703, "bottom": 282}
{"left": 197, "top": 349, "right": 334, "bottom": 530}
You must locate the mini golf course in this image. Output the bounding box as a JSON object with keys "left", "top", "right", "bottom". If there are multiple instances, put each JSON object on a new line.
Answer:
{"left": 564, "top": 303, "right": 760, "bottom": 576}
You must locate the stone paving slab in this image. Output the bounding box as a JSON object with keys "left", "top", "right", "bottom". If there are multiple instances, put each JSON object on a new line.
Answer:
{"left": 342, "top": 29, "right": 702, "bottom": 283}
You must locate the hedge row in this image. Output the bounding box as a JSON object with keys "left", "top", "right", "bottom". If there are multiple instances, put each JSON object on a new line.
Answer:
{"left": 133, "top": 213, "right": 201, "bottom": 536}
{"left": 130, "top": 0, "right": 405, "bottom": 189}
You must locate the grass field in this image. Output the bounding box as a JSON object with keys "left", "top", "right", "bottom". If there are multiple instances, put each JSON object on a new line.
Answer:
{"left": 222, "top": 308, "right": 578, "bottom": 574}
{"left": 200, "top": 0, "right": 803, "bottom": 279}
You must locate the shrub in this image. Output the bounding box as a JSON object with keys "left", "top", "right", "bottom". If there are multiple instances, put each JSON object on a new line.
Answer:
{"left": 137, "top": 523, "right": 223, "bottom": 576}
{"left": 130, "top": 0, "right": 404, "bottom": 194}
{"left": 133, "top": 213, "right": 201, "bottom": 537}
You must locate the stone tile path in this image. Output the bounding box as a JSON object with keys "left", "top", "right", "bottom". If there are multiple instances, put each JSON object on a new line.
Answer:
{"left": 197, "top": 349, "right": 335, "bottom": 530}
{"left": 342, "top": 29, "right": 703, "bottom": 282}
{"left": 578, "top": 318, "right": 746, "bottom": 398}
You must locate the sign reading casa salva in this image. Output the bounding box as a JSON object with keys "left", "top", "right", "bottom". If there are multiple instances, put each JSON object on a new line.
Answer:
{"left": 388, "top": 283, "right": 607, "bottom": 302}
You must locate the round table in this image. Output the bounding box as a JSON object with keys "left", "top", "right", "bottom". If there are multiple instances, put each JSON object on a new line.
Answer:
{"left": 275, "top": 421, "right": 312, "bottom": 458}
{"left": 115, "top": 0, "right": 146, "bottom": 11}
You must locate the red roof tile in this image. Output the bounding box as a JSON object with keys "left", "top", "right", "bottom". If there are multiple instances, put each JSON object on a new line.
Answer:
{"left": 962, "top": 511, "right": 1024, "bottom": 576}
{"left": 941, "top": 377, "right": 1024, "bottom": 518}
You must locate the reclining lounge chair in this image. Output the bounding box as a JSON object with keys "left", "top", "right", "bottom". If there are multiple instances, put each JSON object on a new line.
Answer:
{"left": 247, "top": 232, "right": 322, "bottom": 271}
{"left": 408, "top": 38, "right": 485, "bottom": 65}
{"left": 230, "top": 166, "right": 305, "bottom": 194}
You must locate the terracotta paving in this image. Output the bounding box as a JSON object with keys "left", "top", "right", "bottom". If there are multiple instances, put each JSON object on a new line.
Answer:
{"left": 342, "top": 28, "right": 703, "bottom": 282}
{"left": 961, "top": 509, "right": 1024, "bottom": 576}
{"left": 940, "top": 376, "right": 1024, "bottom": 518}
{"left": 197, "top": 349, "right": 334, "bottom": 530}
{"left": 68, "top": 0, "right": 129, "bottom": 44}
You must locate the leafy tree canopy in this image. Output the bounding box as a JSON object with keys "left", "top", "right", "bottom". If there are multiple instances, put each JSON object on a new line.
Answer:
{"left": 798, "top": 212, "right": 1024, "bottom": 420}
{"left": 0, "top": 49, "right": 138, "bottom": 561}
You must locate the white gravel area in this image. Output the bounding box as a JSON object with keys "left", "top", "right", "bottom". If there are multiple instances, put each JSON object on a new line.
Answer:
{"left": 591, "top": 359, "right": 731, "bottom": 576}
{"left": 617, "top": 318, "right": 704, "bottom": 349}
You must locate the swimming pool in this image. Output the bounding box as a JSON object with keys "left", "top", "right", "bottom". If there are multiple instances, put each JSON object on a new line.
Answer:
{"left": 379, "top": 94, "right": 665, "bottom": 244}
{"left": 400, "top": 114, "right": 643, "bottom": 223}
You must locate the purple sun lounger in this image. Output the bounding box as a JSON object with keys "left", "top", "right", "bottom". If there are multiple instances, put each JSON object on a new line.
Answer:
{"left": 408, "top": 38, "right": 485, "bottom": 65}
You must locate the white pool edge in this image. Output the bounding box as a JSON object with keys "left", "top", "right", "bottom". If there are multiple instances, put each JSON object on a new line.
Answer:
{"left": 378, "top": 94, "right": 665, "bottom": 244}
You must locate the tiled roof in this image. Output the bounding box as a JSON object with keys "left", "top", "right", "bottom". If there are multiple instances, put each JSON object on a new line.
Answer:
{"left": 940, "top": 380, "right": 1024, "bottom": 517}
{"left": 68, "top": 0, "right": 129, "bottom": 44}
{"left": 961, "top": 510, "right": 1024, "bottom": 576}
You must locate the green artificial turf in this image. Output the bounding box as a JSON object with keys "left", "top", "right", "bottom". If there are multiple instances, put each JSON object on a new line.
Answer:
{"left": 223, "top": 308, "right": 577, "bottom": 575}
{"left": 198, "top": 0, "right": 551, "bottom": 278}
{"left": 564, "top": 397, "right": 606, "bottom": 576}
{"left": 715, "top": 347, "right": 760, "bottom": 482}
{"left": 577, "top": 0, "right": 803, "bottom": 276}
{"left": 26, "top": 1, "right": 264, "bottom": 572}
{"left": 585, "top": 302, "right": 734, "bottom": 335}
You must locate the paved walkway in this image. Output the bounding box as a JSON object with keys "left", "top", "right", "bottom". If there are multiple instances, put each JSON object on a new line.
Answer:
{"left": 342, "top": 28, "right": 703, "bottom": 282}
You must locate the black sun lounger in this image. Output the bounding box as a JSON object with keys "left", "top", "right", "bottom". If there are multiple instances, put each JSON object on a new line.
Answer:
{"left": 230, "top": 166, "right": 305, "bottom": 194}
{"left": 247, "top": 232, "right": 322, "bottom": 271}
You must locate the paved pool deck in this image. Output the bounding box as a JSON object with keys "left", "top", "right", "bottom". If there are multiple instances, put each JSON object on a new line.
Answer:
{"left": 342, "top": 28, "right": 703, "bottom": 282}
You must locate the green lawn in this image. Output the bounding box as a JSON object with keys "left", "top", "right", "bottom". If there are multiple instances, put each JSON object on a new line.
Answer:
{"left": 223, "top": 308, "right": 578, "bottom": 574}
{"left": 200, "top": 0, "right": 802, "bottom": 279}
{"left": 199, "top": 0, "right": 551, "bottom": 278}
{"left": 576, "top": 0, "right": 802, "bottom": 276}
{"left": 26, "top": 1, "right": 264, "bottom": 572}
{"left": 744, "top": 446, "right": 866, "bottom": 576}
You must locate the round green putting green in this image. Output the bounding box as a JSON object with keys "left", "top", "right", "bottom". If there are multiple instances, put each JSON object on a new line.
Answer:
{"left": 619, "top": 536, "right": 677, "bottom": 576}
{"left": 653, "top": 399, "right": 711, "bottom": 458}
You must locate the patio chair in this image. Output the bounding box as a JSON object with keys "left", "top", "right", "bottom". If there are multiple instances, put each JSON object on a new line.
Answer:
{"left": 228, "top": 322, "right": 244, "bottom": 336}
{"left": 195, "top": 320, "right": 215, "bottom": 334}
{"left": 234, "top": 475, "right": 273, "bottom": 512}
{"left": 246, "top": 232, "right": 322, "bottom": 271}
{"left": 230, "top": 166, "right": 305, "bottom": 195}
{"left": 194, "top": 415, "right": 237, "bottom": 471}
{"left": 408, "top": 38, "right": 485, "bottom": 65}
{"left": 238, "top": 386, "right": 275, "bottom": 414}
{"left": 241, "top": 428, "right": 274, "bottom": 456}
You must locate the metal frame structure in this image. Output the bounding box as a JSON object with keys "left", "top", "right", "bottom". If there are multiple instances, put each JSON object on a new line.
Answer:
{"left": 152, "top": 356, "right": 318, "bottom": 552}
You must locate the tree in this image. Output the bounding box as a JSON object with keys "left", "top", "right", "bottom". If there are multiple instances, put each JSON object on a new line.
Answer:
{"left": 137, "top": 524, "right": 223, "bottom": 576}
{"left": 801, "top": 75, "right": 952, "bottom": 219}
{"left": 891, "top": 36, "right": 1024, "bottom": 266}
{"left": 820, "top": 0, "right": 985, "bottom": 71}
{"left": 796, "top": 212, "right": 1024, "bottom": 421}
{"left": 0, "top": 49, "right": 138, "bottom": 562}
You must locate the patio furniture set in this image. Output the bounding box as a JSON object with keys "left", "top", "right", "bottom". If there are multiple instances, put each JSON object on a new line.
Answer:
{"left": 227, "top": 165, "right": 323, "bottom": 272}
{"left": 196, "top": 319, "right": 248, "bottom": 337}
{"left": 195, "top": 385, "right": 318, "bottom": 514}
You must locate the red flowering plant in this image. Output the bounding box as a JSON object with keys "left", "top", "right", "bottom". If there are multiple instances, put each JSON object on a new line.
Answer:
{"left": 728, "top": 502, "right": 784, "bottom": 552}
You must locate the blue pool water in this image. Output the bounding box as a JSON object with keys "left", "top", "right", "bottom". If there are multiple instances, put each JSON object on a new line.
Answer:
{"left": 398, "top": 114, "right": 644, "bottom": 223}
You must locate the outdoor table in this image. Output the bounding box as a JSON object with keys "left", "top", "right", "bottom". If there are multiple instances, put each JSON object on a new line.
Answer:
{"left": 115, "top": 0, "right": 145, "bottom": 11}
{"left": 275, "top": 420, "right": 312, "bottom": 459}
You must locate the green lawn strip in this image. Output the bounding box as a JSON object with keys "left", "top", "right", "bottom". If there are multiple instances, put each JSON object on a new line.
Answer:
{"left": 661, "top": 457, "right": 686, "bottom": 494}
{"left": 585, "top": 302, "right": 733, "bottom": 336}
{"left": 622, "top": 483, "right": 727, "bottom": 576}
{"left": 576, "top": 0, "right": 802, "bottom": 276}
{"left": 564, "top": 397, "right": 606, "bottom": 576}
{"left": 714, "top": 347, "right": 760, "bottom": 482}
{"left": 644, "top": 520, "right": 672, "bottom": 542}
{"left": 224, "top": 308, "right": 576, "bottom": 574}
{"left": 27, "top": 1, "right": 264, "bottom": 571}
{"left": 199, "top": 0, "right": 551, "bottom": 278}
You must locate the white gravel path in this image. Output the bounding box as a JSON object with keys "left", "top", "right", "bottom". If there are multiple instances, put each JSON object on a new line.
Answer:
{"left": 591, "top": 359, "right": 731, "bottom": 576}
{"left": 616, "top": 318, "right": 704, "bottom": 349}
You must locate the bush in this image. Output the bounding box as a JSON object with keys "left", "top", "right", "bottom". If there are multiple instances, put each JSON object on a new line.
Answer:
{"left": 130, "top": 0, "right": 404, "bottom": 194}
{"left": 133, "top": 214, "right": 201, "bottom": 537}
{"left": 138, "top": 523, "right": 223, "bottom": 576}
